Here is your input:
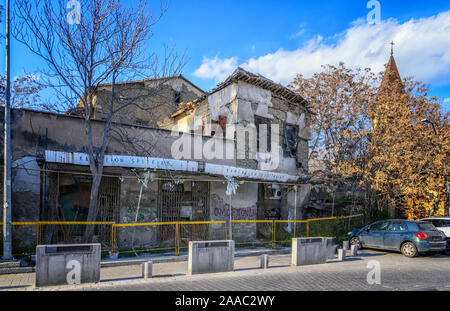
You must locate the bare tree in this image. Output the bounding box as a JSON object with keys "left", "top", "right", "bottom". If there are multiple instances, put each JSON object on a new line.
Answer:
{"left": 13, "top": 0, "right": 186, "bottom": 241}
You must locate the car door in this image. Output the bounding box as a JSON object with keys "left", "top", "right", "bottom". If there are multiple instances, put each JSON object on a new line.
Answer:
{"left": 365, "top": 221, "right": 390, "bottom": 248}
{"left": 384, "top": 221, "right": 408, "bottom": 250}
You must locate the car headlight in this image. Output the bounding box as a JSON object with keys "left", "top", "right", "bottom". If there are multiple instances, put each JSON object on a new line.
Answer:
{"left": 347, "top": 232, "right": 352, "bottom": 236}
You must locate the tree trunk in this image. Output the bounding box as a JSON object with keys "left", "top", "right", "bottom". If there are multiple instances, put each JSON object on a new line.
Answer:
{"left": 83, "top": 170, "right": 103, "bottom": 242}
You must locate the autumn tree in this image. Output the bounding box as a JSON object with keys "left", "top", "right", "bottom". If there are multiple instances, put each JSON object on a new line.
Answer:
{"left": 368, "top": 76, "right": 448, "bottom": 219}
{"left": 290, "top": 63, "right": 377, "bottom": 175}
{"left": 291, "top": 60, "right": 449, "bottom": 220}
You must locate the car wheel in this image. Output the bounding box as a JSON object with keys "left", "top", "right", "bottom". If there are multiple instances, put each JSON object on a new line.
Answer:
{"left": 350, "top": 237, "right": 362, "bottom": 249}
{"left": 401, "top": 242, "right": 418, "bottom": 258}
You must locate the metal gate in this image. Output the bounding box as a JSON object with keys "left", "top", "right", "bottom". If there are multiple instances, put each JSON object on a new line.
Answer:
{"left": 97, "top": 176, "right": 121, "bottom": 246}
{"left": 158, "top": 181, "right": 209, "bottom": 242}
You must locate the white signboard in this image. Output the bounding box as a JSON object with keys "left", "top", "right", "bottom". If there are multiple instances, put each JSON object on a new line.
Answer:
{"left": 45, "top": 150, "right": 298, "bottom": 183}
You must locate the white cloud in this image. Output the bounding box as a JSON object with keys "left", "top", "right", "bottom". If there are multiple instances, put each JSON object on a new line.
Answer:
{"left": 192, "top": 56, "right": 238, "bottom": 83}
{"left": 193, "top": 11, "right": 450, "bottom": 86}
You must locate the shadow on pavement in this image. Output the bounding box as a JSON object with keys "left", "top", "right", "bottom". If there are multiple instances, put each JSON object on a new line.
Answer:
{"left": 0, "top": 285, "right": 31, "bottom": 290}
{"left": 152, "top": 273, "right": 184, "bottom": 278}
{"left": 234, "top": 267, "right": 262, "bottom": 272}
{"left": 101, "top": 276, "right": 141, "bottom": 282}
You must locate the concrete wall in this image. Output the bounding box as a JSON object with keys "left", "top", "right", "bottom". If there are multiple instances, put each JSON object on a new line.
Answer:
{"left": 94, "top": 77, "right": 204, "bottom": 128}
{"left": 117, "top": 180, "right": 160, "bottom": 250}
{"left": 171, "top": 81, "right": 311, "bottom": 175}
{"left": 210, "top": 182, "right": 258, "bottom": 242}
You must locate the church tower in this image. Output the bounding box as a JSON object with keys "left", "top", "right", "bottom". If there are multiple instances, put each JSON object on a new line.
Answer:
{"left": 371, "top": 42, "right": 405, "bottom": 131}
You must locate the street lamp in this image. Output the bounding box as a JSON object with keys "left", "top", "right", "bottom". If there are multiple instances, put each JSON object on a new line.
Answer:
{"left": 422, "top": 119, "right": 450, "bottom": 216}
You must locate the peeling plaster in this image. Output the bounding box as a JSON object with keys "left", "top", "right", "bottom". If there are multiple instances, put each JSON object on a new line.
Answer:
{"left": 208, "top": 84, "right": 238, "bottom": 120}
{"left": 237, "top": 82, "right": 274, "bottom": 120}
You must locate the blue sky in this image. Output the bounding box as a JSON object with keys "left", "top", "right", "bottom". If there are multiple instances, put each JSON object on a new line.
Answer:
{"left": 2, "top": 0, "right": 450, "bottom": 111}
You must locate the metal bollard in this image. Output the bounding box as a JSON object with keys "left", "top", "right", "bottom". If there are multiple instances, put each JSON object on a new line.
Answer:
{"left": 142, "top": 261, "right": 153, "bottom": 279}
{"left": 350, "top": 245, "right": 358, "bottom": 256}
{"left": 342, "top": 241, "right": 350, "bottom": 250}
{"left": 260, "top": 254, "right": 269, "bottom": 269}
{"left": 338, "top": 249, "right": 346, "bottom": 261}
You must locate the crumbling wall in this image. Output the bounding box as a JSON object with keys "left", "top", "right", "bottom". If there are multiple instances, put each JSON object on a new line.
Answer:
{"left": 210, "top": 182, "right": 258, "bottom": 242}
{"left": 94, "top": 78, "right": 204, "bottom": 128}
{"left": 117, "top": 179, "right": 160, "bottom": 250}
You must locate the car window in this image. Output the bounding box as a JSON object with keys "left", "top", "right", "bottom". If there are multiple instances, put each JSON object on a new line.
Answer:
{"left": 389, "top": 222, "right": 408, "bottom": 231}
{"left": 445, "top": 220, "right": 450, "bottom": 228}
{"left": 371, "top": 221, "right": 390, "bottom": 231}
{"left": 431, "top": 220, "right": 445, "bottom": 227}
{"left": 417, "top": 222, "right": 436, "bottom": 231}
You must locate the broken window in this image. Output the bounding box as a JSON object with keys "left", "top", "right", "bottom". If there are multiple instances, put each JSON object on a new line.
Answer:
{"left": 283, "top": 124, "right": 299, "bottom": 160}
{"left": 173, "top": 91, "right": 181, "bottom": 104}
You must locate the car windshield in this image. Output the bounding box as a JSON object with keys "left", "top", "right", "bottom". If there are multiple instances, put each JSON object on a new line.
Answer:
{"left": 418, "top": 222, "right": 436, "bottom": 231}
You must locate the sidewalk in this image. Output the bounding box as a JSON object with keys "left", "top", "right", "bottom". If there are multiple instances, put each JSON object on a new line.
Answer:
{"left": 0, "top": 247, "right": 291, "bottom": 290}
{"left": 101, "top": 247, "right": 291, "bottom": 267}
{"left": 2, "top": 250, "right": 450, "bottom": 291}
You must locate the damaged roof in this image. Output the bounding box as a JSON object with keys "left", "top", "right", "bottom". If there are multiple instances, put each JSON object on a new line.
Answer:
{"left": 172, "top": 67, "right": 310, "bottom": 118}
{"left": 97, "top": 74, "right": 206, "bottom": 95}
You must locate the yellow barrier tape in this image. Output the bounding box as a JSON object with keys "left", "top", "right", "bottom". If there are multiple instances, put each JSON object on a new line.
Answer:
{"left": 232, "top": 220, "right": 273, "bottom": 223}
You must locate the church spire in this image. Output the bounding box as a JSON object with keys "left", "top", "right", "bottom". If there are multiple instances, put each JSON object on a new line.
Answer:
{"left": 378, "top": 42, "right": 404, "bottom": 96}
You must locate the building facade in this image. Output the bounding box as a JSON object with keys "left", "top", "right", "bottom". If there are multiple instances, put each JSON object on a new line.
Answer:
{"left": 1, "top": 68, "right": 313, "bottom": 253}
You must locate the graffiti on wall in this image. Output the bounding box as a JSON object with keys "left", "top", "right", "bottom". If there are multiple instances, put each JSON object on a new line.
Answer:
{"left": 213, "top": 207, "right": 257, "bottom": 219}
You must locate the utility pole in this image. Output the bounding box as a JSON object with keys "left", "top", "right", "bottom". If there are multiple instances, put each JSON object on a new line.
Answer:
{"left": 422, "top": 119, "right": 450, "bottom": 216}
{"left": 2, "top": 0, "right": 13, "bottom": 260}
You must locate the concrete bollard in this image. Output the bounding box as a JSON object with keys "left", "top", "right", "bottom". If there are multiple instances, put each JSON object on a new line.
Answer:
{"left": 260, "top": 255, "right": 269, "bottom": 269}
{"left": 35, "top": 244, "right": 101, "bottom": 287}
{"left": 338, "top": 249, "right": 346, "bottom": 261}
{"left": 188, "top": 241, "right": 234, "bottom": 275}
{"left": 350, "top": 245, "right": 358, "bottom": 256}
{"left": 142, "top": 261, "right": 153, "bottom": 279}
{"left": 343, "top": 241, "right": 350, "bottom": 250}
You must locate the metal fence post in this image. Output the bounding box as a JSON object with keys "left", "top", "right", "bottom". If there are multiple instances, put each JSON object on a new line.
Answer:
{"left": 306, "top": 221, "right": 310, "bottom": 237}
{"left": 111, "top": 224, "right": 115, "bottom": 253}
{"left": 271, "top": 220, "right": 275, "bottom": 249}
{"left": 175, "top": 222, "right": 179, "bottom": 256}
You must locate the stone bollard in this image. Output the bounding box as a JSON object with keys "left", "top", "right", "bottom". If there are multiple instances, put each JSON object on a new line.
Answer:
{"left": 350, "top": 245, "right": 358, "bottom": 256}
{"left": 108, "top": 252, "right": 119, "bottom": 259}
{"left": 338, "top": 249, "right": 346, "bottom": 261}
{"left": 142, "top": 261, "right": 153, "bottom": 279}
{"left": 260, "top": 255, "right": 269, "bottom": 269}
{"left": 342, "top": 241, "right": 350, "bottom": 250}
